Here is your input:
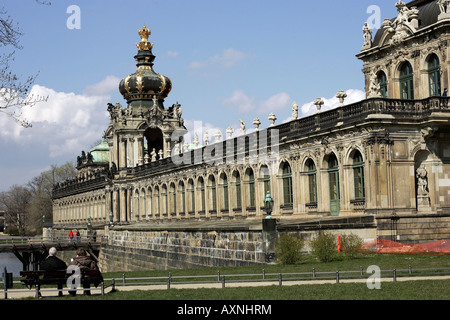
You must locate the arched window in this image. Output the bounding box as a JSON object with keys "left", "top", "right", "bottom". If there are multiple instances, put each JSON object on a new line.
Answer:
{"left": 428, "top": 54, "right": 441, "bottom": 97}
{"left": 209, "top": 175, "right": 217, "bottom": 212}
{"left": 260, "top": 166, "right": 271, "bottom": 196}
{"left": 170, "top": 183, "right": 176, "bottom": 214}
{"left": 246, "top": 168, "right": 256, "bottom": 208}
{"left": 188, "top": 179, "right": 195, "bottom": 213}
{"left": 234, "top": 171, "right": 242, "bottom": 210}
{"left": 221, "top": 173, "right": 229, "bottom": 211}
{"left": 198, "top": 177, "right": 205, "bottom": 212}
{"left": 154, "top": 186, "right": 160, "bottom": 215}
{"left": 147, "top": 187, "right": 154, "bottom": 218}
{"left": 281, "top": 162, "right": 293, "bottom": 206}
{"left": 134, "top": 190, "right": 140, "bottom": 220}
{"left": 377, "top": 71, "right": 388, "bottom": 98}
{"left": 144, "top": 127, "right": 164, "bottom": 160}
{"left": 179, "top": 181, "right": 186, "bottom": 214}
{"left": 162, "top": 184, "right": 168, "bottom": 215}
{"left": 140, "top": 188, "right": 146, "bottom": 219}
{"left": 328, "top": 154, "right": 340, "bottom": 216}
{"left": 399, "top": 61, "right": 414, "bottom": 99}
{"left": 352, "top": 151, "right": 365, "bottom": 200}
{"left": 306, "top": 159, "right": 317, "bottom": 204}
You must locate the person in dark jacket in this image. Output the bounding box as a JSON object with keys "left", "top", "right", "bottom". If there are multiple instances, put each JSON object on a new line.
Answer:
{"left": 69, "top": 248, "right": 100, "bottom": 296}
{"left": 40, "top": 247, "right": 68, "bottom": 297}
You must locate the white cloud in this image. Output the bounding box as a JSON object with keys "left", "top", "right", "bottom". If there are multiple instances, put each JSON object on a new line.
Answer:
{"left": 189, "top": 48, "right": 249, "bottom": 69}
{"left": 223, "top": 90, "right": 255, "bottom": 114}
{"left": 166, "top": 51, "right": 180, "bottom": 58}
{"left": 299, "top": 89, "right": 365, "bottom": 118}
{"left": 259, "top": 92, "right": 291, "bottom": 114}
{"left": 0, "top": 76, "right": 115, "bottom": 158}
{"left": 223, "top": 90, "right": 292, "bottom": 115}
{"left": 83, "top": 75, "right": 120, "bottom": 96}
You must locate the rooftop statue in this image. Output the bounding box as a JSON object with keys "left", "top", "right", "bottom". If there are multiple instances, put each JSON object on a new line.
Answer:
{"left": 438, "top": 0, "right": 450, "bottom": 19}
{"left": 362, "top": 22, "right": 373, "bottom": 51}
{"left": 382, "top": 1, "right": 419, "bottom": 45}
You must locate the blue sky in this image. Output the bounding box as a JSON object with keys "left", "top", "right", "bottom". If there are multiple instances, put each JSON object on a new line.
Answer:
{"left": 0, "top": 0, "right": 399, "bottom": 191}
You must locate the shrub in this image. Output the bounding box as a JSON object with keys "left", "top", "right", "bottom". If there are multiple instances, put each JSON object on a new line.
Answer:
{"left": 311, "top": 232, "right": 337, "bottom": 262}
{"left": 340, "top": 233, "right": 364, "bottom": 259}
{"left": 275, "top": 233, "right": 305, "bottom": 265}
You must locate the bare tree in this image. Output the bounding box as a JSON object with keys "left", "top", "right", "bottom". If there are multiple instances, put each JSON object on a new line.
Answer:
{"left": 27, "top": 162, "right": 76, "bottom": 233}
{"left": 0, "top": 2, "right": 50, "bottom": 128}
{"left": 0, "top": 185, "right": 32, "bottom": 235}
{"left": 0, "top": 162, "right": 75, "bottom": 235}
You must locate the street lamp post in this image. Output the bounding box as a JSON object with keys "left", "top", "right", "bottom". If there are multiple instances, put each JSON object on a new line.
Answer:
{"left": 109, "top": 211, "right": 114, "bottom": 226}
{"left": 262, "top": 191, "right": 276, "bottom": 262}
{"left": 263, "top": 191, "right": 274, "bottom": 218}
{"left": 87, "top": 215, "right": 92, "bottom": 241}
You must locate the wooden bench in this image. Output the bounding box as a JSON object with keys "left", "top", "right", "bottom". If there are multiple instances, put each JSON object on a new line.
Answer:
{"left": 20, "top": 269, "right": 103, "bottom": 298}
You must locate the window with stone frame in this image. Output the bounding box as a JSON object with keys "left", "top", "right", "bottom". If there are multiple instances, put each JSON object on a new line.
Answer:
{"left": 306, "top": 159, "right": 317, "bottom": 204}
{"left": 399, "top": 61, "right": 414, "bottom": 100}
{"left": 352, "top": 151, "right": 365, "bottom": 201}
{"left": 281, "top": 162, "right": 293, "bottom": 206}
{"left": 428, "top": 54, "right": 441, "bottom": 97}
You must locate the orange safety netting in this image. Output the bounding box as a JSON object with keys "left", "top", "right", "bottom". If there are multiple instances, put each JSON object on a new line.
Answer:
{"left": 364, "top": 239, "right": 450, "bottom": 253}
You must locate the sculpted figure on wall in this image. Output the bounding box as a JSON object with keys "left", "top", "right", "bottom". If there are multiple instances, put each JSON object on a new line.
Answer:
{"left": 382, "top": 1, "right": 419, "bottom": 45}
{"left": 368, "top": 72, "right": 381, "bottom": 98}
{"left": 362, "top": 22, "right": 373, "bottom": 50}
{"left": 416, "top": 165, "right": 428, "bottom": 195}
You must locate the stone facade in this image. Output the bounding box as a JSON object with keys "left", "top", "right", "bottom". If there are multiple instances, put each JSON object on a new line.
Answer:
{"left": 358, "top": 0, "right": 450, "bottom": 100}
{"left": 99, "top": 229, "right": 266, "bottom": 272}
{"left": 51, "top": 1, "right": 450, "bottom": 269}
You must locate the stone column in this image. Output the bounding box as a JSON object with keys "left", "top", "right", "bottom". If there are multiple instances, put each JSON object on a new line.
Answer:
{"left": 106, "top": 187, "right": 113, "bottom": 222}
{"left": 262, "top": 217, "right": 277, "bottom": 263}
{"left": 120, "top": 187, "right": 127, "bottom": 222}
{"left": 137, "top": 137, "right": 144, "bottom": 166}
{"left": 127, "top": 186, "right": 132, "bottom": 222}
{"left": 112, "top": 187, "right": 120, "bottom": 222}
{"left": 120, "top": 138, "right": 127, "bottom": 169}
{"left": 129, "top": 138, "right": 135, "bottom": 167}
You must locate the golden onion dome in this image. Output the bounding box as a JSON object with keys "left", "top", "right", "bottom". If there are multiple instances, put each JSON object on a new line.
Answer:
{"left": 119, "top": 26, "right": 172, "bottom": 103}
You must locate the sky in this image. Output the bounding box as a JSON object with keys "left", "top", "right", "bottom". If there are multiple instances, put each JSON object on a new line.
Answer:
{"left": 0, "top": 0, "right": 400, "bottom": 192}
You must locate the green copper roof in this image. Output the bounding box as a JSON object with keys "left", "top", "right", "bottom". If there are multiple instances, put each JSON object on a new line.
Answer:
{"left": 89, "top": 137, "right": 110, "bottom": 163}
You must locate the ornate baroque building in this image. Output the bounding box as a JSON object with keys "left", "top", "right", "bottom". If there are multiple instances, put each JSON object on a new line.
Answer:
{"left": 52, "top": 0, "right": 450, "bottom": 245}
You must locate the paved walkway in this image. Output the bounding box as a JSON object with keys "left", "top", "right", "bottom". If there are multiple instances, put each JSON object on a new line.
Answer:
{"left": 3, "top": 275, "right": 450, "bottom": 299}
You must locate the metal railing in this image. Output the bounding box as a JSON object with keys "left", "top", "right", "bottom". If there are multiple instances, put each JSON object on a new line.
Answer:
{"left": 107, "top": 265, "right": 450, "bottom": 289}
{"left": 2, "top": 265, "right": 450, "bottom": 299}
{"left": 1, "top": 281, "right": 116, "bottom": 299}
{"left": 0, "top": 236, "right": 106, "bottom": 246}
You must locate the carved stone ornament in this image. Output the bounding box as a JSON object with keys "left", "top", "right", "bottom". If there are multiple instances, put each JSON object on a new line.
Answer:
{"left": 382, "top": 1, "right": 419, "bottom": 46}
{"left": 362, "top": 22, "right": 373, "bottom": 51}
{"left": 438, "top": 0, "right": 450, "bottom": 20}
{"left": 368, "top": 72, "right": 381, "bottom": 98}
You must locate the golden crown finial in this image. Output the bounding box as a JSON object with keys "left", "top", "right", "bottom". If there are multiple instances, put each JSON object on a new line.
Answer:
{"left": 137, "top": 25, "right": 153, "bottom": 51}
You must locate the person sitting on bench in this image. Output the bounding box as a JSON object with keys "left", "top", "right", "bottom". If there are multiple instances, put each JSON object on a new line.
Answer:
{"left": 69, "top": 248, "right": 99, "bottom": 296}
{"left": 40, "top": 247, "right": 68, "bottom": 297}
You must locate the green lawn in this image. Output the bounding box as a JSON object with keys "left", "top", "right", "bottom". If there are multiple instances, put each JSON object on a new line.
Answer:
{"left": 78, "top": 279, "right": 450, "bottom": 300}
{"left": 29, "top": 253, "right": 450, "bottom": 301}
{"left": 102, "top": 252, "right": 450, "bottom": 281}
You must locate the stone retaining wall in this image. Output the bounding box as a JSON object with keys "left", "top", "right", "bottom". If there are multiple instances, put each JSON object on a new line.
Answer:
{"left": 98, "top": 230, "right": 266, "bottom": 272}
{"left": 376, "top": 213, "right": 450, "bottom": 244}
